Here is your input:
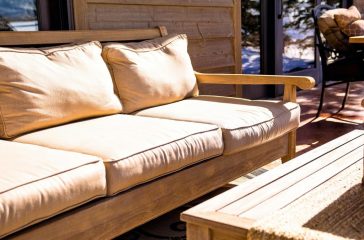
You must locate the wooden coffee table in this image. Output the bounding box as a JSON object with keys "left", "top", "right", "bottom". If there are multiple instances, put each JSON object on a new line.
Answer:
{"left": 181, "top": 130, "right": 364, "bottom": 240}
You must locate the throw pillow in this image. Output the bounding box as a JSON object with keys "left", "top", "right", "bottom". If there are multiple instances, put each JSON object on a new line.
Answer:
{"left": 334, "top": 5, "right": 361, "bottom": 29}
{"left": 102, "top": 34, "right": 199, "bottom": 113}
{"left": 318, "top": 8, "right": 352, "bottom": 52}
{"left": 0, "top": 41, "right": 122, "bottom": 139}
{"left": 342, "top": 19, "right": 364, "bottom": 36}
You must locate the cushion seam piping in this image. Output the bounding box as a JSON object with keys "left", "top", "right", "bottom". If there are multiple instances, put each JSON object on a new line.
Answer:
{"left": 220, "top": 104, "right": 300, "bottom": 131}
{"left": 109, "top": 152, "right": 223, "bottom": 196}
{"left": 105, "top": 50, "right": 122, "bottom": 100}
{"left": 0, "top": 160, "right": 102, "bottom": 194}
{"left": 106, "top": 127, "right": 220, "bottom": 163}
{"left": 104, "top": 34, "right": 185, "bottom": 54}
{"left": 0, "top": 41, "right": 100, "bottom": 56}
{"left": 0, "top": 104, "right": 9, "bottom": 138}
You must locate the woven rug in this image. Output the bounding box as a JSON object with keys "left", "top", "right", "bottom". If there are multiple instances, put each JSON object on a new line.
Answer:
{"left": 248, "top": 160, "right": 364, "bottom": 240}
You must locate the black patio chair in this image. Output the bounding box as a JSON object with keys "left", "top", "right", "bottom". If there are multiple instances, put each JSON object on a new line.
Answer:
{"left": 312, "top": 4, "right": 364, "bottom": 117}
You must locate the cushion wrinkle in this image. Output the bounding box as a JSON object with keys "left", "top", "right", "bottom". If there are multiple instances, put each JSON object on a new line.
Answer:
{"left": 105, "top": 49, "right": 122, "bottom": 101}
{"left": 0, "top": 41, "right": 100, "bottom": 55}
{"left": 110, "top": 128, "right": 220, "bottom": 163}
{"left": 108, "top": 152, "right": 222, "bottom": 196}
{"left": 105, "top": 35, "right": 186, "bottom": 54}
{"left": 0, "top": 161, "right": 101, "bottom": 194}
{"left": 0, "top": 105, "right": 7, "bottom": 138}
{"left": 220, "top": 104, "right": 299, "bottom": 131}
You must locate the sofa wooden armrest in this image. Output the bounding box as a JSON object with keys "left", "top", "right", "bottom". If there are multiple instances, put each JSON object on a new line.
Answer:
{"left": 195, "top": 72, "right": 315, "bottom": 102}
{"left": 195, "top": 72, "right": 315, "bottom": 162}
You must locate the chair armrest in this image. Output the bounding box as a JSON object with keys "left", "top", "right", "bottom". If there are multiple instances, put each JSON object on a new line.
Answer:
{"left": 195, "top": 72, "right": 315, "bottom": 103}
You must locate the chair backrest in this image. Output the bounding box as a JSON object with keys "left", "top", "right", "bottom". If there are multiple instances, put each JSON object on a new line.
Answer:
{"left": 312, "top": 4, "right": 340, "bottom": 69}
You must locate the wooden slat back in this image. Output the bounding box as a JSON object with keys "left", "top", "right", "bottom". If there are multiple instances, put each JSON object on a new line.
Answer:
{"left": 0, "top": 27, "right": 167, "bottom": 46}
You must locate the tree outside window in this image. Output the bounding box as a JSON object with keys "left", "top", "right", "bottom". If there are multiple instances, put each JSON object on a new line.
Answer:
{"left": 0, "top": 0, "right": 38, "bottom": 31}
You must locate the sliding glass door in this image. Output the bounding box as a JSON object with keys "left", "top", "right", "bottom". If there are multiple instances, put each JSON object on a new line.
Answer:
{"left": 241, "top": 0, "right": 261, "bottom": 74}
{"left": 241, "top": 0, "right": 347, "bottom": 98}
{"left": 282, "top": 0, "right": 316, "bottom": 74}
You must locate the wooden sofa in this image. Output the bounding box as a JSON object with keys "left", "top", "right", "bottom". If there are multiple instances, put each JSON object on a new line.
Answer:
{"left": 0, "top": 27, "right": 314, "bottom": 239}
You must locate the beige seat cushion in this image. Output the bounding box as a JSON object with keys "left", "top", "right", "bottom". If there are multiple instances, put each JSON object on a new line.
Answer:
{"left": 0, "top": 41, "right": 122, "bottom": 139}
{"left": 102, "top": 34, "right": 199, "bottom": 113}
{"left": 14, "top": 115, "right": 223, "bottom": 195}
{"left": 0, "top": 141, "right": 106, "bottom": 238}
{"left": 134, "top": 96, "right": 300, "bottom": 155}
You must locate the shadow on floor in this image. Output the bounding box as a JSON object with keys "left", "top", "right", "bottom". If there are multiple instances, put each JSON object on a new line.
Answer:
{"left": 296, "top": 81, "right": 363, "bottom": 156}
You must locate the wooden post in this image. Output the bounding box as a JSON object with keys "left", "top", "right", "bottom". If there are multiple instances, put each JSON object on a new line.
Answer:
{"left": 73, "top": 0, "right": 88, "bottom": 29}
{"left": 234, "top": 0, "right": 243, "bottom": 98}
{"left": 281, "top": 130, "right": 297, "bottom": 163}
{"left": 282, "top": 84, "right": 297, "bottom": 162}
{"left": 187, "top": 224, "right": 211, "bottom": 240}
{"left": 283, "top": 84, "right": 297, "bottom": 103}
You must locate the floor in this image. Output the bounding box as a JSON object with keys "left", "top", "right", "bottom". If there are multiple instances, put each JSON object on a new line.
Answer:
{"left": 117, "top": 82, "right": 364, "bottom": 240}
{"left": 297, "top": 81, "right": 363, "bottom": 155}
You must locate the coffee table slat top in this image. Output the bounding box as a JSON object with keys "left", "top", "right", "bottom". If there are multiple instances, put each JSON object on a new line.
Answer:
{"left": 181, "top": 129, "right": 364, "bottom": 238}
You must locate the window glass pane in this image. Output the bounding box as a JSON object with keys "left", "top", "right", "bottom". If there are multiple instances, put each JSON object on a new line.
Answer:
{"left": 283, "top": 0, "right": 315, "bottom": 73}
{"left": 0, "top": 0, "right": 38, "bottom": 31}
{"left": 321, "top": 0, "right": 341, "bottom": 7}
{"left": 241, "top": 0, "right": 261, "bottom": 74}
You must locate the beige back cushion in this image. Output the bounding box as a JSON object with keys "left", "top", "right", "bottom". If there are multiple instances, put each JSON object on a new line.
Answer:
{"left": 103, "top": 34, "right": 199, "bottom": 113}
{"left": 342, "top": 19, "right": 364, "bottom": 36}
{"left": 318, "top": 8, "right": 355, "bottom": 52}
{"left": 0, "top": 41, "right": 122, "bottom": 139}
{"left": 334, "top": 5, "right": 361, "bottom": 29}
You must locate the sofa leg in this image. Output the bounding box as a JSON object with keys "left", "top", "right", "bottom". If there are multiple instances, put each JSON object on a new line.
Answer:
{"left": 281, "top": 130, "right": 296, "bottom": 163}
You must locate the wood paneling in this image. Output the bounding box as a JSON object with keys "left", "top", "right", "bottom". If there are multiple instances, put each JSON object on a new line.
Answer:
{"left": 73, "top": 0, "right": 242, "bottom": 96}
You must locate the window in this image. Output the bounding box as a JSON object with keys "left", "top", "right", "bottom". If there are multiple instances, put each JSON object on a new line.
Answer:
{"left": 241, "top": 0, "right": 261, "bottom": 74}
{"left": 0, "top": 0, "right": 38, "bottom": 31}
{"left": 282, "top": 0, "right": 315, "bottom": 73}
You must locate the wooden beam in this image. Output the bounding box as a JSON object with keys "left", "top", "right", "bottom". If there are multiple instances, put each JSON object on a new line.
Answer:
{"left": 233, "top": 0, "right": 243, "bottom": 97}
{"left": 281, "top": 130, "right": 297, "bottom": 162}
{"left": 85, "top": 0, "right": 235, "bottom": 7}
{"left": 283, "top": 84, "right": 297, "bottom": 103}
{"left": 0, "top": 28, "right": 164, "bottom": 46}
{"left": 73, "top": 0, "right": 88, "bottom": 29}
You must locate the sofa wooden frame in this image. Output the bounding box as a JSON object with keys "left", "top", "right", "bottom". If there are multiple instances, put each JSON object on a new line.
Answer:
{"left": 1, "top": 27, "right": 315, "bottom": 239}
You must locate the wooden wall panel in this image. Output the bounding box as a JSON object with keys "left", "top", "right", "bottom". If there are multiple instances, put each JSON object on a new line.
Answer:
{"left": 73, "top": 0, "right": 241, "bottom": 96}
